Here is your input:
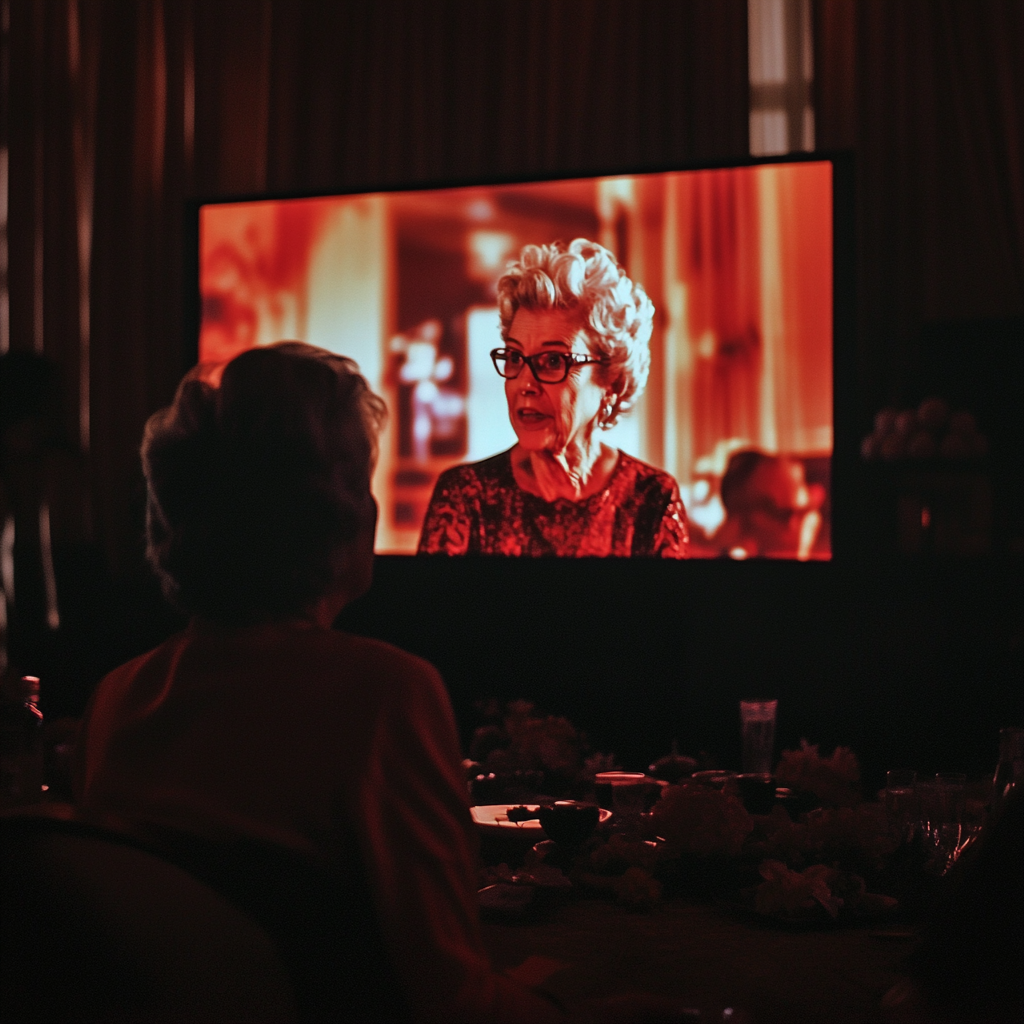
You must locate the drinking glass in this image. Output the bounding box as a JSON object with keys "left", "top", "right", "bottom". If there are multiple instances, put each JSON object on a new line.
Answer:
{"left": 957, "top": 778, "right": 989, "bottom": 858}
{"left": 921, "top": 772, "right": 967, "bottom": 874}
{"left": 739, "top": 700, "right": 777, "bottom": 776}
{"left": 884, "top": 770, "right": 918, "bottom": 843}
{"left": 915, "top": 779, "right": 941, "bottom": 845}
{"left": 594, "top": 772, "right": 646, "bottom": 812}
{"left": 611, "top": 780, "right": 649, "bottom": 819}
{"left": 935, "top": 772, "right": 967, "bottom": 822}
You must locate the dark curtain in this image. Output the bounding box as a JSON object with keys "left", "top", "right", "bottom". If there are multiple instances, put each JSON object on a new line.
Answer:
{"left": 813, "top": 0, "right": 1024, "bottom": 421}
{"left": 6, "top": 0, "right": 88, "bottom": 453}
{"left": 6, "top": 0, "right": 750, "bottom": 577}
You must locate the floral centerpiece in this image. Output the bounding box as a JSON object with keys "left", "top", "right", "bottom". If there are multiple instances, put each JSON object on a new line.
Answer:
{"left": 650, "top": 782, "right": 754, "bottom": 859}
{"left": 751, "top": 803, "right": 898, "bottom": 874}
{"left": 774, "top": 739, "right": 862, "bottom": 808}
{"left": 753, "top": 859, "right": 896, "bottom": 923}
{"left": 468, "top": 700, "right": 617, "bottom": 801}
{"left": 570, "top": 782, "right": 759, "bottom": 907}
{"left": 643, "top": 781, "right": 757, "bottom": 896}
{"left": 567, "top": 741, "right": 895, "bottom": 909}
{"left": 572, "top": 834, "right": 665, "bottom": 910}
{"left": 473, "top": 712, "right": 903, "bottom": 915}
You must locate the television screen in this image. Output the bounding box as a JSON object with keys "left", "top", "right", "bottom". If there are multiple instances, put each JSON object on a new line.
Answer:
{"left": 196, "top": 159, "right": 834, "bottom": 559}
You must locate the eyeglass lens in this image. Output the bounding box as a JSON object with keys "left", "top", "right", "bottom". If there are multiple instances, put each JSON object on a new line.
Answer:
{"left": 493, "top": 349, "right": 573, "bottom": 383}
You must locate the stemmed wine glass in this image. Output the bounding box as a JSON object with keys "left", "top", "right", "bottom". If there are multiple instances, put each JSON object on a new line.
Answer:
{"left": 917, "top": 772, "right": 968, "bottom": 874}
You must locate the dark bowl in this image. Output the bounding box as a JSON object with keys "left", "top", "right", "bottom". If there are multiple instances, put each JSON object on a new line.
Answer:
{"left": 537, "top": 801, "right": 601, "bottom": 848}
{"left": 648, "top": 754, "right": 698, "bottom": 785}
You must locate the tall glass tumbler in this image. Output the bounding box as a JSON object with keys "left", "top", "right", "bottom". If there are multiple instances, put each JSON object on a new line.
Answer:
{"left": 740, "top": 700, "right": 778, "bottom": 776}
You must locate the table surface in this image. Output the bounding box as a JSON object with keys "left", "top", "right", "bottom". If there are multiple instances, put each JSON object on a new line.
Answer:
{"left": 482, "top": 895, "right": 917, "bottom": 1023}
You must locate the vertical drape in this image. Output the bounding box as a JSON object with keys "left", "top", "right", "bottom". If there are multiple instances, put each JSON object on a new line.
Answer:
{"left": 7, "top": 0, "right": 750, "bottom": 576}
{"left": 6, "top": 1, "right": 85, "bottom": 451}
{"left": 88, "top": 0, "right": 193, "bottom": 574}
{"left": 254, "top": 0, "right": 751, "bottom": 194}
{"left": 813, "top": 0, "right": 1024, "bottom": 421}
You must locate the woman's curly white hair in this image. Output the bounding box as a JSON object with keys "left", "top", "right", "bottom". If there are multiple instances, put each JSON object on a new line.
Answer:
{"left": 496, "top": 238, "right": 654, "bottom": 428}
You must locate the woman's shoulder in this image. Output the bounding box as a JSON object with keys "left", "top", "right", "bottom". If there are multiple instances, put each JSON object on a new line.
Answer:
{"left": 315, "top": 631, "right": 456, "bottom": 734}
{"left": 103, "top": 623, "right": 438, "bottom": 691}
{"left": 311, "top": 628, "right": 443, "bottom": 688}
{"left": 219, "top": 626, "right": 452, "bottom": 727}
{"left": 93, "top": 630, "right": 190, "bottom": 693}
{"left": 613, "top": 451, "right": 681, "bottom": 496}
{"left": 610, "top": 453, "right": 689, "bottom": 557}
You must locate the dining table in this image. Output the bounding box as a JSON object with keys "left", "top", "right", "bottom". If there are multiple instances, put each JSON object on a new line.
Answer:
{"left": 481, "top": 893, "right": 917, "bottom": 1023}
{"left": 471, "top": 795, "right": 927, "bottom": 1024}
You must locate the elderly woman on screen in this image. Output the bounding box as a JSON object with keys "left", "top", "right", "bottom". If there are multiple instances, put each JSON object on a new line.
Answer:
{"left": 418, "top": 239, "right": 689, "bottom": 557}
{"left": 71, "top": 343, "right": 568, "bottom": 1023}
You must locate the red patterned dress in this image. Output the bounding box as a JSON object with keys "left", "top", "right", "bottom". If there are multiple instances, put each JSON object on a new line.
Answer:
{"left": 417, "top": 448, "right": 689, "bottom": 557}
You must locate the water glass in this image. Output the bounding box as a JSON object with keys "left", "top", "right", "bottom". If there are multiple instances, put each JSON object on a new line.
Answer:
{"left": 934, "top": 772, "right": 966, "bottom": 824}
{"left": 594, "top": 772, "right": 646, "bottom": 812}
{"left": 915, "top": 779, "right": 942, "bottom": 841}
{"left": 884, "top": 770, "right": 918, "bottom": 843}
{"left": 958, "top": 779, "right": 988, "bottom": 856}
{"left": 611, "top": 780, "right": 650, "bottom": 819}
{"left": 919, "top": 772, "right": 967, "bottom": 874}
{"left": 739, "top": 700, "right": 777, "bottom": 776}
{"left": 596, "top": 772, "right": 650, "bottom": 836}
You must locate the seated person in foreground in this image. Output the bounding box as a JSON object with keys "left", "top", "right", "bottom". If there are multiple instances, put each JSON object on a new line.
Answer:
{"left": 417, "top": 239, "right": 689, "bottom": 557}
{"left": 72, "top": 343, "right": 568, "bottom": 1023}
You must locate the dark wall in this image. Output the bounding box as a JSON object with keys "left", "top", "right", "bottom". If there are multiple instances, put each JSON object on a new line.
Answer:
{"left": 335, "top": 555, "right": 1023, "bottom": 790}
{"left": 33, "top": 538, "right": 1022, "bottom": 792}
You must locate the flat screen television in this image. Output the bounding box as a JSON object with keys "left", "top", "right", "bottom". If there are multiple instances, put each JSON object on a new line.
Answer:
{"left": 190, "top": 155, "right": 852, "bottom": 561}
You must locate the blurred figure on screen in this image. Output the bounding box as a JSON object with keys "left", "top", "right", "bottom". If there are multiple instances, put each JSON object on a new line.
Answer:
{"left": 387, "top": 319, "right": 466, "bottom": 463}
{"left": 713, "top": 449, "right": 824, "bottom": 560}
{"left": 417, "top": 239, "right": 689, "bottom": 557}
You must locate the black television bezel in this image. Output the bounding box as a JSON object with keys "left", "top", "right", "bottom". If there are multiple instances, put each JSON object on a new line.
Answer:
{"left": 183, "top": 150, "right": 856, "bottom": 564}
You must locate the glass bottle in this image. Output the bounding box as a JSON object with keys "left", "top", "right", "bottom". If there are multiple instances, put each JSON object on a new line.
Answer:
{"left": 0, "top": 675, "right": 45, "bottom": 807}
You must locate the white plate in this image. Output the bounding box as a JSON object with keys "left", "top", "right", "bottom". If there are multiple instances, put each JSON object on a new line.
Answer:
{"left": 470, "top": 804, "right": 612, "bottom": 833}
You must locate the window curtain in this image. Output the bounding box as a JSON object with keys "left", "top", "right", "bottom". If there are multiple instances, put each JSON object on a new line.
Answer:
{"left": 6, "top": 0, "right": 750, "bottom": 576}
{"left": 813, "top": 0, "right": 1024, "bottom": 421}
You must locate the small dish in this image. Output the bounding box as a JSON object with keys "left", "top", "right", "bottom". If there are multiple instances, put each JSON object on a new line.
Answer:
{"left": 471, "top": 804, "right": 612, "bottom": 834}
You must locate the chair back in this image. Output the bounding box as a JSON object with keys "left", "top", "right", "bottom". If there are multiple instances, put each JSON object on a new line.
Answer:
{"left": 145, "top": 821, "right": 410, "bottom": 1023}
{"left": 1, "top": 811, "right": 299, "bottom": 1023}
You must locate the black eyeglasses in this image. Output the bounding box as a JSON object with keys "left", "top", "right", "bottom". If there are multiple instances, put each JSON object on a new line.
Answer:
{"left": 490, "top": 347, "right": 605, "bottom": 385}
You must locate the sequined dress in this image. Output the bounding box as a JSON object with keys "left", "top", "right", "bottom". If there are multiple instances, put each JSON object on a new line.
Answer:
{"left": 417, "top": 448, "right": 689, "bottom": 557}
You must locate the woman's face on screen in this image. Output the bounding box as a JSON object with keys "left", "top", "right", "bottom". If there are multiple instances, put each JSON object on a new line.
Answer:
{"left": 504, "top": 306, "right": 606, "bottom": 456}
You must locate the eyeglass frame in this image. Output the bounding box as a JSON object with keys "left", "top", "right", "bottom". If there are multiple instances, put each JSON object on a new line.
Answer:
{"left": 490, "top": 347, "right": 607, "bottom": 385}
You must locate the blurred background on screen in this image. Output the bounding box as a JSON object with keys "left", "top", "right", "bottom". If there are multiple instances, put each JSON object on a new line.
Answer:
{"left": 198, "top": 161, "right": 833, "bottom": 557}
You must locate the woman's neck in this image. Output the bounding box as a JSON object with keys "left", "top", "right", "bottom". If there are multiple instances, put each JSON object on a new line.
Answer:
{"left": 512, "top": 437, "right": 619, "bottom": 502}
